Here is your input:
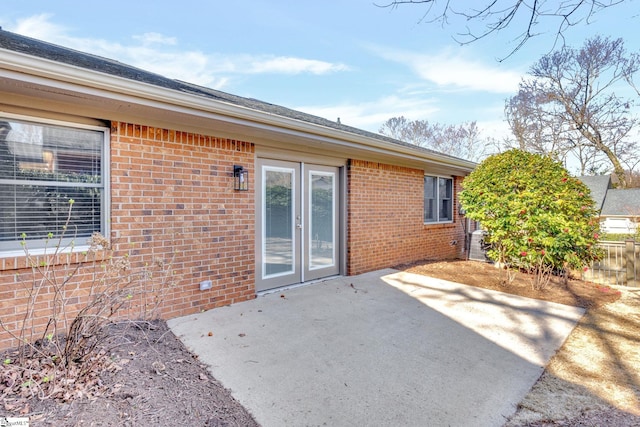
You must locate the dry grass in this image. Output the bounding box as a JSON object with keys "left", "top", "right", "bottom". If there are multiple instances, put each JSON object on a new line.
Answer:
{"left": 507, "top": 290, "right": 640, "bottom": 425}
{"left": 402, "top": 260, "right": 640, "bottom": 425}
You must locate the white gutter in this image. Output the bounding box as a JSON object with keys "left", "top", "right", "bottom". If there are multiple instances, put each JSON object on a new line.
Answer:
{"left": 0, "top": 48, "right": 476, "bottom": 171}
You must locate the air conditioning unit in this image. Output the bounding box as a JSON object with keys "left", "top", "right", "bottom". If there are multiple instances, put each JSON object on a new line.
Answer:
{"left": 468, "top": 230, "right": 491, "bottom": 262}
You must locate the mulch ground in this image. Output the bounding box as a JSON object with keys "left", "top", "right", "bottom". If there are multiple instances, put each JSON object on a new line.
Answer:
{"left": 3, "top": 321, "right": 259, "bottom": 427}
{"left": 400, "top": 259, "right": 622, "bottom": 309}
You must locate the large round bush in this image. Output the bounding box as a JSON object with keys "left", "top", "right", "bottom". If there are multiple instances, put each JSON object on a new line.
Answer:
{"left": 460, "top": 149, "right": 600, "bottom": 287}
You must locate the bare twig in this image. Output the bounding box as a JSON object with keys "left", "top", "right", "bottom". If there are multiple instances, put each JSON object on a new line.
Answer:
{"left": 377, "top": 0, "right": 624, "bottom": 60}
{"left": 1, "top": 202, "right": 181, "bottom": 412}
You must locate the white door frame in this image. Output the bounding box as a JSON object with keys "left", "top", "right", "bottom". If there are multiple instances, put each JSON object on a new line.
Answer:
{"left": 256, "top": 158, "right": 342, "bottom": 292}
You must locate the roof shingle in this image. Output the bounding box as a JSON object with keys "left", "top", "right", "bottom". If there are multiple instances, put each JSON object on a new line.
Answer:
{"left": 0, "top": 28, "right": 468, "bottom": 164}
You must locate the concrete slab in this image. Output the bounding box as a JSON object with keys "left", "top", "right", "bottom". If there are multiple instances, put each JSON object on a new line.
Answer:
{"left": 168, "top": 269, "right": 584, "bottom": 427}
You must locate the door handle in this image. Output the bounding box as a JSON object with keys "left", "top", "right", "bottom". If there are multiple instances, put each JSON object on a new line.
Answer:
{"left": 296, "top": 223, "right": 303, "bottom": 229}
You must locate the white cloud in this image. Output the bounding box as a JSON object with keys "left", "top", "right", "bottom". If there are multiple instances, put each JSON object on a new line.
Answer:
{"left": 4, "top": 14, "right": 349, "bottom": 89}
{"left": 476, "top": 119, "right": 512, "bottom": 140}
{"left": 371, "top": 45, "right": 524, "bottom": 94}
{"left": 2, "top": 14, "right": 516, "bottom": 136}
{"left": 296, "top": 90, "right": 516, "bottom": 148}
{"left": 132, "top": 32, "right": 177, "bottom": 46}
{"left": 296, "top": 95, "right": 440, "bottom": 132}
{"left": 10, "top": 13, "right": 64, "bottom": 41}
{"left": 247, "top": 57, "right": 349, "bottom": 75}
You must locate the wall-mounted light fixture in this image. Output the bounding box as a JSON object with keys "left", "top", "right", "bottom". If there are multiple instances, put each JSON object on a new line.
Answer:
{"left": 233, "top": 165, "right": 249, "bottom": 191}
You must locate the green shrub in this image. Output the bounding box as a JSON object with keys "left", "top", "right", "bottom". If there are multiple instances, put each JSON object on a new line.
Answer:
{"left": 460, "top": 149, "right": 601, "bottom": 288}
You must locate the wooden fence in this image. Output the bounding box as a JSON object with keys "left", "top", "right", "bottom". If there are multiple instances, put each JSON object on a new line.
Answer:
{"left": 582, "top": 240, "right": 639, "bottom": 287}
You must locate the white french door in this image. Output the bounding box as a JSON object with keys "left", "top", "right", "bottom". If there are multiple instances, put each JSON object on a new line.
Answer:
{"left": 256, "top": 159, "right": 340, "bottom": 292}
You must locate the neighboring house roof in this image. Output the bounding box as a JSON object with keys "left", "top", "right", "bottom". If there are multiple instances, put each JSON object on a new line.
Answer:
{"left": 579, "top": 175, "right": 640, "bottom": 218}
{"left": 0, "top": 29, "right": 475, "bottom": 174}
{"left": 600, "top": 189, "right": 640, "bottom": 217}
{"left": 578, "top": 175, "right": 612, "bottom": 211}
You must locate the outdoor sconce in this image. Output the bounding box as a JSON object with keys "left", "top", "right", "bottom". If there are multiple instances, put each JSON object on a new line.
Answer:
{"left": 233, "top": 165, "right": 249, "bottom": 191}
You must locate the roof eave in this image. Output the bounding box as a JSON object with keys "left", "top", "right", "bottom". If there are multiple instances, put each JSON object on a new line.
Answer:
{"left": 0, "top": 48, "right": 476, "bottom": 172}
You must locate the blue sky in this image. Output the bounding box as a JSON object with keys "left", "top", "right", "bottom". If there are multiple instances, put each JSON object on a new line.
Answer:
{"left": 1, "top": 1, "right": 639, "bottom": 141}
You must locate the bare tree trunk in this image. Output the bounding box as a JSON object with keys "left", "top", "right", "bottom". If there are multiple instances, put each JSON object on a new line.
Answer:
{"left": 574, "top": 125, "right": 628, "bottom": 188}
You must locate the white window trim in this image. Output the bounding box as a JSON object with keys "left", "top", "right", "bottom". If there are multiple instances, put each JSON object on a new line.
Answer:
{"left": 424, "top": 174, "right": 454, "bottom": 225}
{"left": 0, "top": 112, "right": 110, "bottom": 258}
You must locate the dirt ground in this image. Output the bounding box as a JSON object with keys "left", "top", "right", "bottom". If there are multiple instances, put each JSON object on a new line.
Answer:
{"left": 3, "top": 259, "right": 640, "bottom": 426}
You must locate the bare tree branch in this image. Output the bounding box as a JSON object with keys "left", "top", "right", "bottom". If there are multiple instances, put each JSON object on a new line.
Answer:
{"left": 379, "top": 116, "right": 491, "bottom": 161}
{"left": 506, "top": 36, "right": 639, "bottom": 186}
{"left": 377, "top": 0, "right": 625, "bottom": 60}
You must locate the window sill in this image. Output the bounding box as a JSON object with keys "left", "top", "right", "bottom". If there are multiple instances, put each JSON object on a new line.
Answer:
{"left": 0, "top": 245, "right": 93, "bottom": 271}
{"left": 423, "top": 221, "right": 455, "bottom": 227}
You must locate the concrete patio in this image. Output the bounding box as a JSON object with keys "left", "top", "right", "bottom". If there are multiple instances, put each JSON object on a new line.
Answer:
{"left": 168, "top": 269, "right": 584, "bottom": 427}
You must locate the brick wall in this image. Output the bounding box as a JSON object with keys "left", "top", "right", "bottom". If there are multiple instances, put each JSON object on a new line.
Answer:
{"left": 0, "top": 122, "right": 256, "bottom": 348}
{"left": 0, "top": 123, "right": 474, "bottom": 348}
{"left": 346, "top": 159, "right": 467, "bottom": 275}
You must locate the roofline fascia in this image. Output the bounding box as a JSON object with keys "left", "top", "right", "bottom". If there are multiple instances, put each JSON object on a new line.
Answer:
{"left": 0, "top": 48, "right": 476, "bottom": 171}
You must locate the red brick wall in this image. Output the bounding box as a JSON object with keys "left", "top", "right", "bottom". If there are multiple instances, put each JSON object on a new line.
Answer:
{"left": 0, "top": 122, "right": 474, "bottom": 348}
{"left": 346, "top": 159, "right": 467, "bottom": 275}
{"left": 0, "top": 122, "right": 256, "bottom": 348}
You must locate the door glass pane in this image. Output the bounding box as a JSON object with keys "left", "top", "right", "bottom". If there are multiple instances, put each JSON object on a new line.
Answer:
{"left": 264, "top": 168, "right": 294, "bottom": 277}
{"left": 310, "top": 172, "right": 334, "bottom": 269}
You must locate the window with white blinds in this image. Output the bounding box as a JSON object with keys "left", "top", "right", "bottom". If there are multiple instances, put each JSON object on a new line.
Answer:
{"left": 0, "top": 117, "right": 107, "bottom": 252}
{"left": 424, "top": 175, "right": 453, "bottom": 223}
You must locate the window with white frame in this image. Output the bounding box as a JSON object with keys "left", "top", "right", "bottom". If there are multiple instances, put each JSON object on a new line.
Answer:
{"left": 424, "top": 175, "right": 453, "bottom": 223}
{"left": 0, "top": 116, "right": 108, "bottom": 253}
